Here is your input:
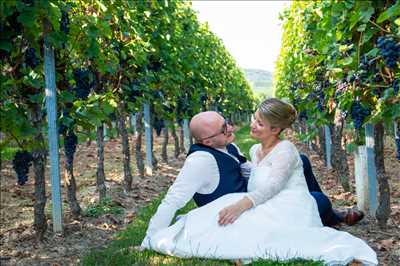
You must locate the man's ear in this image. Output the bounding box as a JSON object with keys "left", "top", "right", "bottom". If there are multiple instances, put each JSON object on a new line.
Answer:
{"left": 203, "top": 139, "right": 211, "bottom": 146}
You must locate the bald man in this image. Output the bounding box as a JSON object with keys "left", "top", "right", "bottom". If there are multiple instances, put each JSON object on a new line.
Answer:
{"left": 141, "top": 112, "right": 250, "bottom": 248}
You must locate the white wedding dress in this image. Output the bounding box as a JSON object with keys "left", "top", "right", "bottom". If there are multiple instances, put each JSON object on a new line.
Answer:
{"left": 148, "top": 141, "right": 377, "bottom": 265}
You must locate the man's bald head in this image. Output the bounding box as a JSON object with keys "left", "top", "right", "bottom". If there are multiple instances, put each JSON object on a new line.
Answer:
{"left": 189, "top": 111, "right": 223, "bottom": 141}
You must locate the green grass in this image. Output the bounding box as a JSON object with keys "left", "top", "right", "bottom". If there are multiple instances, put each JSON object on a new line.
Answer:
{"left": 81, "top": 125, "right": 323, "bottom": 266}
{"left": 81, "top": 197, "right": 236, "bottom": 265}
{"left": 234, "top": 124, "right": 258, "bottom": 159}
{"left": 84, "top": 198, "right": 124, "bottom": 218}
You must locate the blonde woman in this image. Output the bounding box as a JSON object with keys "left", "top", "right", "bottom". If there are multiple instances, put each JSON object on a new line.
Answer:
{"left": 146, "top": 98, "right": 377, "bottom": 265}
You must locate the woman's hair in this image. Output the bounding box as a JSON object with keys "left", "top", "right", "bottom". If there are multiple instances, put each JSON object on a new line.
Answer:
{"left": 257, "top": 98, "right": 297, "bottom": 129}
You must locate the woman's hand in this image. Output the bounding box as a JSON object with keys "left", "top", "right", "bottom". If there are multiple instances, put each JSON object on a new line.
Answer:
{"left": 218, "top": 204, "right": 244, "bottom": 225}
{"left": 218, "top": 196, "right": 253, "bottom": 226}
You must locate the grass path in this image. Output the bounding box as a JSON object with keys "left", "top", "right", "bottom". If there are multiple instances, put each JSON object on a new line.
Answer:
{"left": 81, "top": 125, "right": 322, "bottom": 266}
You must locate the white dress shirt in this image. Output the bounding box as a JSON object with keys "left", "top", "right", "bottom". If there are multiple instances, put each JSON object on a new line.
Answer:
{"left": 141, "top": 144, "right": 251, "bottom": 248}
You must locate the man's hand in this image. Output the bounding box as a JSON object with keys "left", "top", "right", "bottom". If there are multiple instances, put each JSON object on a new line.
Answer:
{"left": 218, "top": 196, "right": 253, "bottom": 226}
{"left": 240, "top": 161, "right": 252, "bottom": 180}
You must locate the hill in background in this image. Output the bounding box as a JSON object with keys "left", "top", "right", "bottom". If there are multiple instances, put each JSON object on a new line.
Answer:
{"left": 242, "top": 68, "right": 274, "bottom": 97}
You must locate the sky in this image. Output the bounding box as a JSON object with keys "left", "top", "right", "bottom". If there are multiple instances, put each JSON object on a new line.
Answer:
{"left": 191, "top": 0, "right": 291, "bottom": 73}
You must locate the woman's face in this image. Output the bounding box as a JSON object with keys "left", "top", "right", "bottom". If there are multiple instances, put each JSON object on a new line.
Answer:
{"left": 250, "top": 111, "right": 279, "bottom": 141}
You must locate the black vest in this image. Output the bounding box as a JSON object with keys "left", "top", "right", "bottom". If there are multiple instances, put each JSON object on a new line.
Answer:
{"left": 188, "top": 144, "right": 248, "bottom": 207}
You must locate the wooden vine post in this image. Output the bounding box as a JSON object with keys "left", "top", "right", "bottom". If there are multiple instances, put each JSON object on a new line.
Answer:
{"left": 144, "top": 103, "right": 153, "bottom": 175}
{"left": 183, "top": 118, "right": 190, "bottom": 152}
{"left": 324, "top": 125, "right": 332, "bottom": 170}
{"left": 354, "top": 123, "right": 378, "bottom": 216}
{"left": 43, "top": 22, "right": 63, "bottom": 232}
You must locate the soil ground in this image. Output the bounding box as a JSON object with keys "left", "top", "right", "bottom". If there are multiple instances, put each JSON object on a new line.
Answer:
{"left": 0, "top": 131, "right": 399, "bottom": 265}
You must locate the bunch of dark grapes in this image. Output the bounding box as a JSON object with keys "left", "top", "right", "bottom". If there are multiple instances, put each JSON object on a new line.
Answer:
{"left": 73, "top": 69, "right": 92, "bottom": 100}
{"left": 183, "top": 23, "right": 190, "bottom": 32}
{"left": 306, "top": 77, "right": 328, "bottom": 112}
{"left": 289, "top": 82, "right": 305, "bottom": 94}
{"left": 289, "top": 82, "right": 305, "bottom": 107}
{"left": 25, "top": 48, "right": 40, "bottom": 68}
{"left": 177, "top": 97, "right": 190, "bottom": 115}
{"left": 298, "top": 111, "right": 308, "bottom": 121}
{"left": 12, "top": 151, "right": 33, "bottom": 185}
{"left": 201, "top": 95, "right": 208, "bottom": 110}
{"left": 315, "top": 69, "right": 325, "bottom": 82}
{"left": 109, "top": 112, "right": 117, "bottom": 121}
{"left": 315, "top": 82, "right": 327, "bottom": 112}
{"left": 152, "top": 90, "right": 164, "bottom": 100}
{"left": 289, "top": 83, "right": 298, "bottom": 94}
{"left": 64, "top": 132, "right": 78, "bottom": 166}
{"left": 0, "top": 48, "right": 10, "bottom": 61}
{"left": 359, "top": 55, "right": 371, "bottom": 68}
{"left": 393, "top": 79, "right": 399, "bottom": 95}
{"left": 317, "top": 101, "right": 324, "bottom": 112}
{"left": 124, "top": 81, "right": 142, "bottom": 102}
{"left": 292, "top": 96, "right": 301, "bottom": 109}
{"left": 0, "top": 17, "right": 9, "bottom": 59}
{"left": 59, "top": 122, "right": 67, "bottom": 135}
{"left": 148, "top": 55, "right": 162, "bottom": 72}
{"left": 154, "top": 119, "right": 165, "bottom": 137}
{"left": 377, "top": 36, "right": 400, "bottom": 69}
{"left": 215, "top": 105, "right": 224, "bottom": 115}
{"left": 1, "top": 12, "right": 21, "bottom": 59}
{"left": 149, "top": 60, "right": 162, "bottom": 72}
{"left": 60, "top": 10, "right": 70, "bottom": 34}
{"left": 350, "top": 101, "right": 370, "bottom": 130}
{"left": 112, "top": 42, "right": 121, "bottom": 55}
{"left": 200, "top": 93, "right": 208, "bottom": 102}
{"left": 358, "top": 55, "right": 375, "bottom": 80}
{"left": 372, "top": 73, "right": 383, "bottom": 83}
{"left": 346, "top": 55, "right": 377, "bottom": 86}
{"left": 334, "top": 79, "right": 350, "bottom": 99}
{"left": 371, "top": 76, "right": 385, "bottom": 98}
{"left": 176, "top": 99, "right": 183, "bottom": 115}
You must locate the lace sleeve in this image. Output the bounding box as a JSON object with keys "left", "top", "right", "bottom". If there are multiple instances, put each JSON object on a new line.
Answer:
{"left": 247, "top": 141, "right": 300, "bottom": 206}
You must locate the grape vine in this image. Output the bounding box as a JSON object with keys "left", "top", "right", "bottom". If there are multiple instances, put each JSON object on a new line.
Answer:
{"left": 60, "top": 10, "right": 70, "bottom": 35}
